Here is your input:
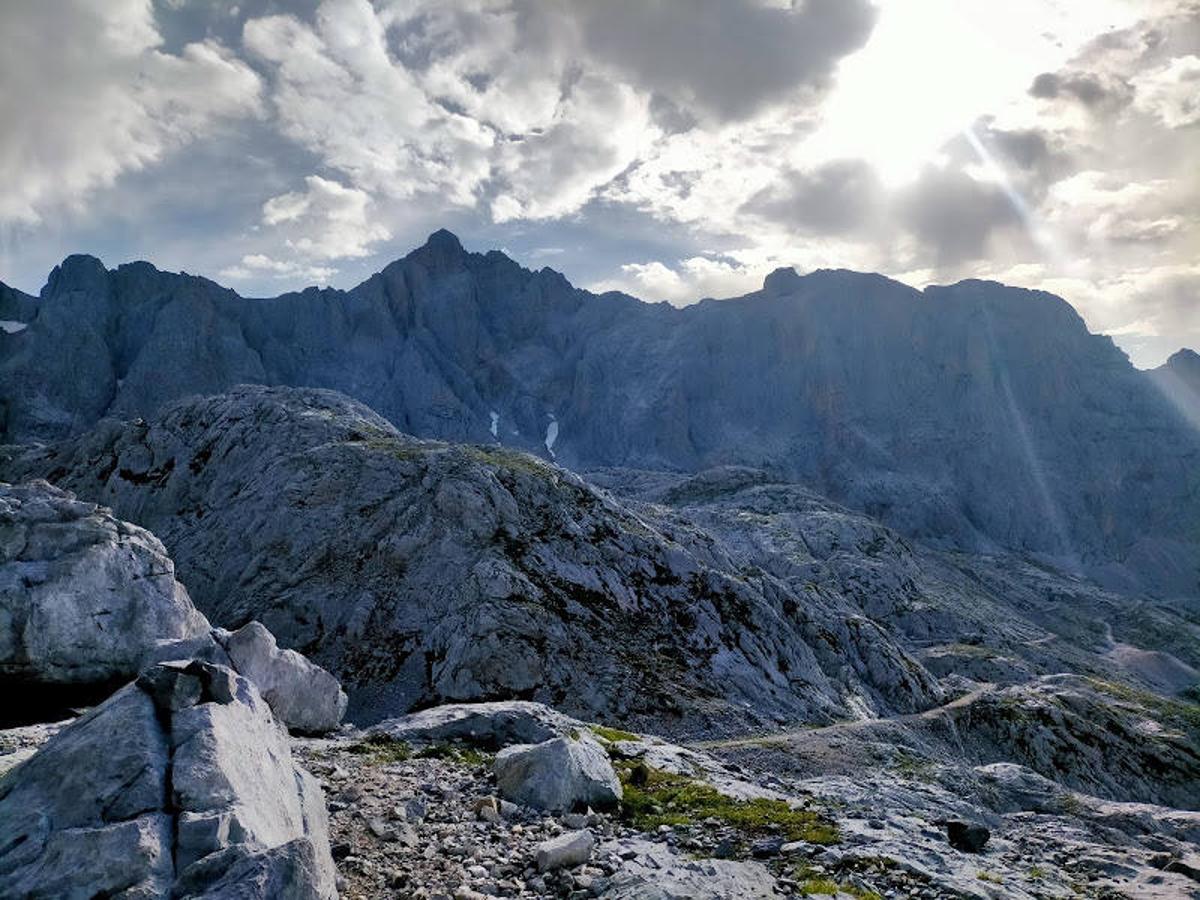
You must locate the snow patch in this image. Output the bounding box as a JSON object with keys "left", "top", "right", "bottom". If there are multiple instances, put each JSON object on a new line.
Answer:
{"left": 0, "top": 320, "right": 28, "bottom": 334}
{"left": 544, "top": 414, "right": 559, "bottom": 458}
{"left": 489, "top": 410, "right": 499, "bottom": 438}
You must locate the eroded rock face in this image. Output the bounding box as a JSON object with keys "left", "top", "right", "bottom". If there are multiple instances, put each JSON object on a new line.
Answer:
{"left": 1, "top": 386, "right": 945, "bottom": 731}
{"left": 0, "top": 480, "right": 208, "bottom": 688}
{"left": 0, "top": 661, "right": 336, "bottom": 899}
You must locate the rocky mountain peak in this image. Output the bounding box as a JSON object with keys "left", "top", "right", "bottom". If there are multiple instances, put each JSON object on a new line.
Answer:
{"left": 1164, "top": 347, "right": 1200, "bottom": 374}
{"left": 44, "top": 253, "right": 109, "bottom": 298}
{"left": 761, "top": 266, "right": 801, "bottom": 294}
{"left": 406, "top": 227, "right": 469, "bottom": 271}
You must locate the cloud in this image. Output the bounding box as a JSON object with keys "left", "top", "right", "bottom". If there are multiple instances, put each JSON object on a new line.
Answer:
{"left": 742, "top": 158, "right": 883, "bottom": 234}
{"left": 219, "top": 253, "right": 337, "bottom": 284}
{"left": 241, "top": 0, "right": 878, "bottom": 232}
{"left": 0, "top": 0, "right": 261, "bottom": 225}
{"left": 1132, "top": 54, "right": 1200, "bottom": 127}
{"left": 568, "top": 0, "right": 878, "bottom": 122}
{"left": 896, "top": 167, "right": 1022, "bottom": 266}
{"left": 589, "top": 255, "right": 761, "bottom": 305}
{"left": 261, "top": 175, "right": 391, "bottom": 259}
{"left": 1028, "top": 70, "right": 1133, "bottom": 112}
{"left": 490, "top": 76, "right": 657, "bottom": 222}
{"left": 243, "top": 0, "right": 495, "bottom": 205}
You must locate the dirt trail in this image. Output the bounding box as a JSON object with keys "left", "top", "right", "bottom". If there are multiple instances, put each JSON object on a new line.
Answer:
{"left": 690, "top": 683, "right": 994, "bottom": 751}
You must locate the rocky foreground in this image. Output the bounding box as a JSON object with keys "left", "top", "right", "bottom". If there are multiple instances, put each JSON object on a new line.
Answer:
{"left": 5, "top": 698, "right": 1199, "bottom": 899}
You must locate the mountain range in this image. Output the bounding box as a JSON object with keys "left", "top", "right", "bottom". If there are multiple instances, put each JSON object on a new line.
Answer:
{"left": 2, "top": 230, "right": 1198, "bottom": 598}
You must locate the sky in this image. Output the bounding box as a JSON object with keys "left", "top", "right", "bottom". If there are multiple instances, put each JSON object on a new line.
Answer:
{"left": 0, "top": 1, "right": 1196, "bottom": 368}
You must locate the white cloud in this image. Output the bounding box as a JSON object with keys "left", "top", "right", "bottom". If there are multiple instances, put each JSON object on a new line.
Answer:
{"left": 491, "top": 76, "right": 657, "bottom": 222}
{"left": 590, "top": 255, "right": 766, "bottom": 305}
{"left": 0, "top": 0, "right": 261, "bottom": 225}
{"left": 244, "top": 0, "right": 495, "bottom": 205}
{"left": 219, "top": 253, "right": 337, "bottom": 284}
{"left": 1132, "top": 55, "right": 1200, "bottom": 128}
{"left": 262, "top": 175, "right": 391, "bottom": 260}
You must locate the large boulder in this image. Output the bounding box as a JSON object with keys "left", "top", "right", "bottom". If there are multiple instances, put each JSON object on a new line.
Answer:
{"left": 368, "top": 700, "right": 573, "bottom": 747}
{"left": 0, "top": 480, "right": 346, "bottom": 734}
{"left": 218, "top": 622, "right": 348, "bottom": 735}
{"left": 494, "top": 735, "right": 622, "bottom": 812}
{"left": 0, "top": 480, "right": 208, "bottom": 688}
{"left": 0, "top": 660, "right": 337, "bottom": 898}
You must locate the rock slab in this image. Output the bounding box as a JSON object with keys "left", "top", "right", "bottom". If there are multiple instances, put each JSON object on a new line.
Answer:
{"left": 0, "top": 661, "right": 337, "bottom": 898}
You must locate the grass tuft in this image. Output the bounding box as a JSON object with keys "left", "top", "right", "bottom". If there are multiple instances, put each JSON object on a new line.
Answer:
{"left": 347, "top": 734, "right": 412, "bottom": 764}
{"left": 591, "top": 724, "right": 640, "bottom": 743}
{"left": 616, "top": 763, "right": 838, "bottom": 844}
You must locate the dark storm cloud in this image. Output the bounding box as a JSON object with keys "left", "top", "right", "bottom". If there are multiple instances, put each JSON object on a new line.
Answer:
{"left": 569, "top": 0, "right": 878, "bottom": 122}
{"left": 897, "top": 168, "right": 1020, "bottom": 266}
{"left": 742, "top": 159, "right": 882, "bottom": 234}
{"left": 1028, "top": 70, "right": 1133, "bottom": 112}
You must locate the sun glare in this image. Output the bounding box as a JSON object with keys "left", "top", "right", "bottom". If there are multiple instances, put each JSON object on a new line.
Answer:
{"left": 803, "top": 0, "right": 1145, "bottom": 186}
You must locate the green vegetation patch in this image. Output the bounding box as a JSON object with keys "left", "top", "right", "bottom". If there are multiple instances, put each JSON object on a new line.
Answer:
{"left": 463, "top": 445, "right": 554, "bottom": 477}
{"left": 345, "top": 736, "right": 493, "bottom": 767}
{"left": 591, "top": 724, "right": 640, "bottom": 743}
{"left": 798, "top": 878, "right": 840, "bottom": 896}
{"left": 412, "top": 741, "right": 494, "bottom": 767}
{"left": 346, "top": 734, "right": 412, "bottom": 764}
{"left": 616, "top": 763, "right": 839, "bottom": 844}
{"left": 792, "top": 864, "right": 881, "bottom": 899}
{"left": 1085, "top": 677, "right": 1200, "bottom": 730}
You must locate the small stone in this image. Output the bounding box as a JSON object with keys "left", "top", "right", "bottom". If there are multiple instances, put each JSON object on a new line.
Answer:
{"left": 406, "top": 797, "right": 429, "bottom": 822}
{"left": 474, "top": 796, "right": 502, "bottom": 823}
{"left": 368, "top": 817, "right": 395, "bottom": 840}
{"left": 713, "top": 838, "right": 739, "bottom": 859}
{"left": 750, "top": 836, "right": 784, "bottom": 858}
{"left": 536, "top": 830, "right": 595, "bottom": 872}
{"left": 944, "top": 820, "right": 990, "bottom": 853}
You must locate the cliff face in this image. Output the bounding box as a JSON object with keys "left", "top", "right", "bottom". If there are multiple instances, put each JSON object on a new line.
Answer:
{"left": 2, "top": 231, "right": 1197, "bottom": 594}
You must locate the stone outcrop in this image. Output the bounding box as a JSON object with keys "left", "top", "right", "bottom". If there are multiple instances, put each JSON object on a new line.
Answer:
{"left": 369, "top": 701, "right": 573, "bottom": 747}
{"left": 534, "top": 830, "right": 595, "bottom": 871}
{"left": 0, "top": 480, "right": 346, "bottom": 734}
{"left": 1, "top": 233, "right": 1196, "bottom": 595}
{"left": 0, "top": 660, "right": 336, "bottom": 898}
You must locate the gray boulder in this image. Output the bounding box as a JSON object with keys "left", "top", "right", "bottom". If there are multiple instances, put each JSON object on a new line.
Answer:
{"left": 369, "top": 700, "right": 573, "bottom": 747}
{"left": 0, "top": 660, "right": 337, "bottom": 898}
{"left": 494, "top": 735, "right": 622, "bottom": 812}
{"left": 0, "top": 480, "right": 208, "bottom": 688}
{"left": 217, "top": 622, "right": 348, "bottom": 735}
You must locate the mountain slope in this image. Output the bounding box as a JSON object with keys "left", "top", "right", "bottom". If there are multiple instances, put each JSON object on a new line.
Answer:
{"left": 1, "top": 232, "right": 1197, "bottom": 594}
{"left": 1, "top": 385, "right": 951, "bottom": 731}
